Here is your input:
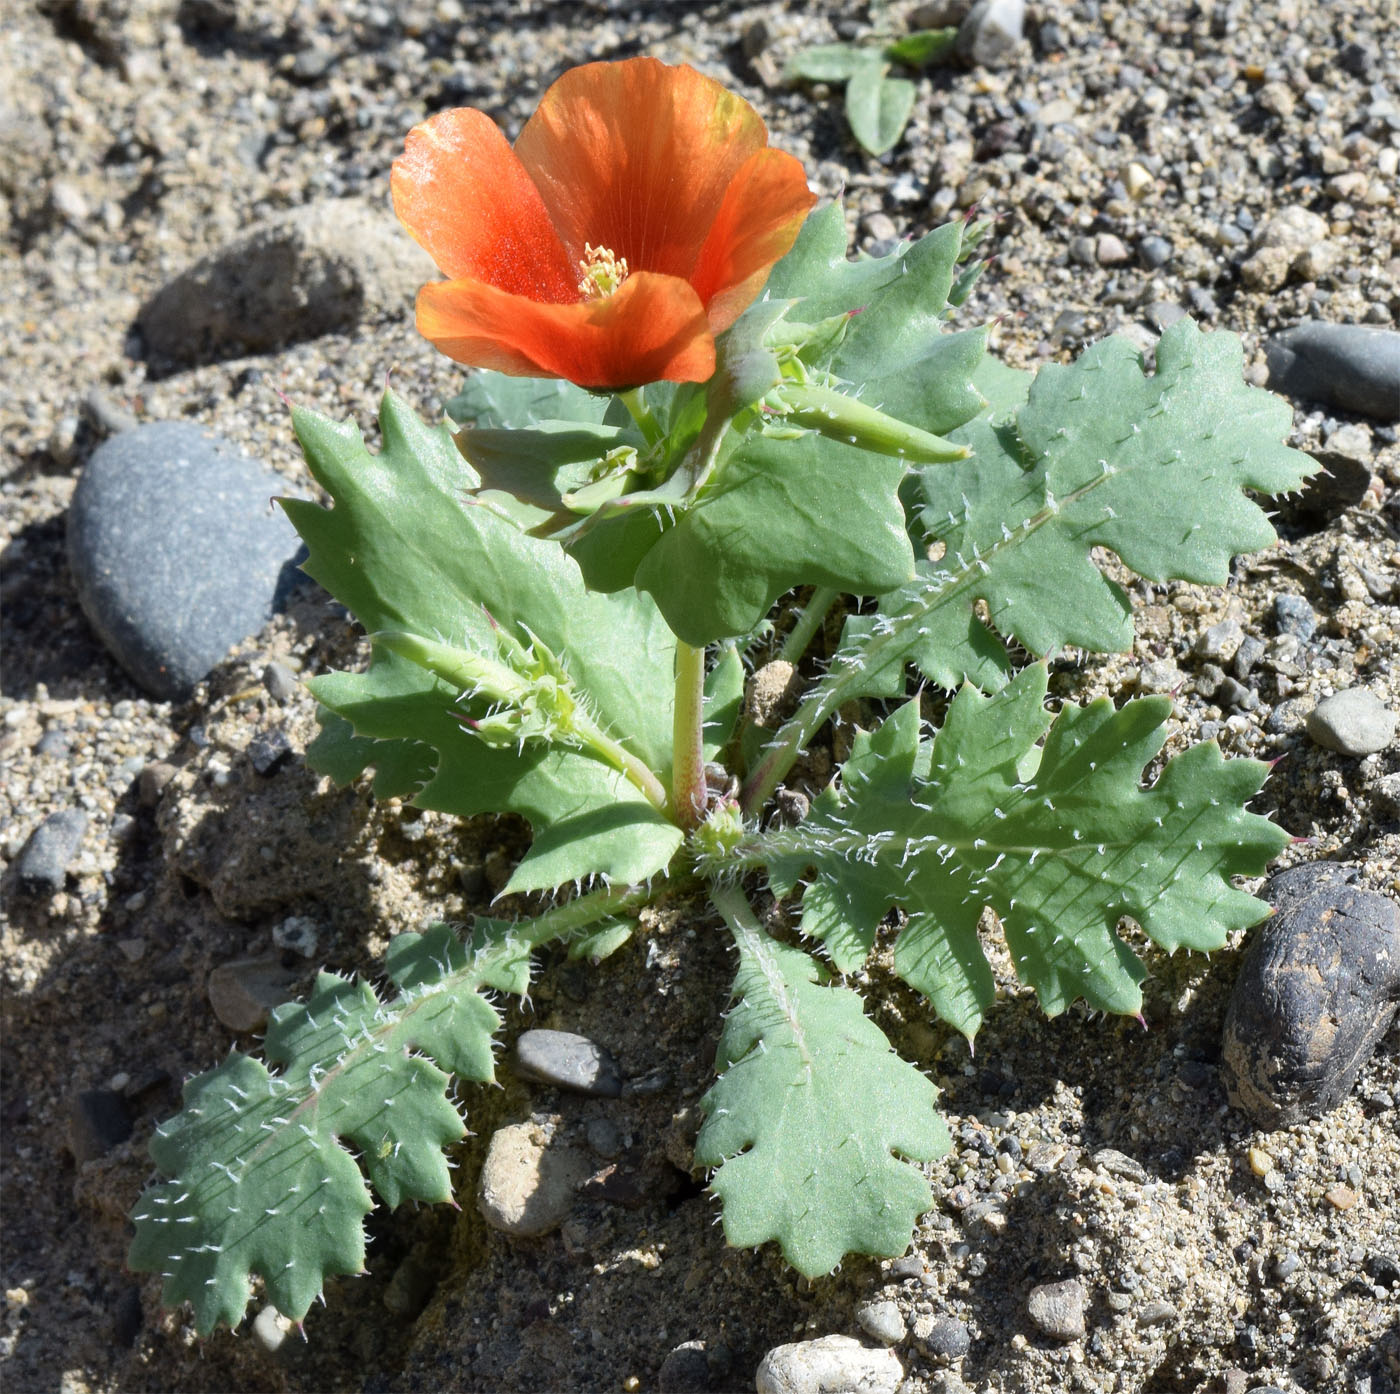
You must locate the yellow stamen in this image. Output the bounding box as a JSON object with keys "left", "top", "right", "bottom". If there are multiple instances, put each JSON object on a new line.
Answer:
{"left": 577, "top": 243, "right": 629, "bottom": 300}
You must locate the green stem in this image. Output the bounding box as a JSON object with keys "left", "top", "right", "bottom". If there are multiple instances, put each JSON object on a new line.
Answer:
{"left": 508, "top": 880, "right": 657, "bottom": 952}
{"left": 707, "top": 880, "right": 781, "bottom": 981}
{"left": 672, "top": 640, "right": 709, "bottom": 830}
{"left": 778, "top": 586, "right": 839, "bottom": 666}
{"left": 618, "top": 387, "right": 663, "bottom": 447}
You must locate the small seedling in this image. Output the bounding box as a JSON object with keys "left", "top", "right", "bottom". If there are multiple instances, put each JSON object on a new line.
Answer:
{"left": 129, "top": 58, "right": 1311, "bottom": 1335}
{"left": 786, "top": 28, "right": 959, "bottom": 155}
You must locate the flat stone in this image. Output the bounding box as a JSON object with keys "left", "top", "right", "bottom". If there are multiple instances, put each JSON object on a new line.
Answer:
{"left": 137, "top": 198, "right": 434, "bottom": 367}
{"left": 955, "top": 0, "right": 1025, "bottom": 67}
{"left": 477, "top": 1121, "right": 588, "bottom": 1238}
{"left": 207, "top": 955, "right": 300, "bottom": 1032}
{"left": 1222, "top": 862, "right": 1400, "bottom": 1127}
{"left": 1266, "top": 321, "right": 1400, "bottom": 423}
{"left": 13, "top": 809, "right": 88, "bottom": 895}
{"left": 513, "top": 1029, "right": 622, "bottom": 1098}
{"left": 1306, "top": 689, "right": 1396, "bottom": 756}
{"left": 1027, "top": 1279, "right": 1087, "bottom": 1340}
{"left": 856, "top": 1299, "right": 907, "bottom": 1345}
{"left": 67, "top": 423, "right": 306, "bottom": 699}
{"left": 755, "top": 1334, "right": 904, "bottom": 1394}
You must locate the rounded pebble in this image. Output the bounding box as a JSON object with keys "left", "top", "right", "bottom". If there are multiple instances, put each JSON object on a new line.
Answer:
{"left": 1305, "top": 689, "right": 1396, "bottom": 757}
{"left": 1265, "top": 321, "right": 1400, "bottom": 423}
{"left": 754, "top": 1334, "right": 903, "bottom": 1394}
{"left": 476, "top": 1121, "right": 588, "bottom": 1238}
{"left": 513, "top": 1029, "right": 622, "bottom": 1098}
{"left": 206, "top": 955, "right": 300, "bottom": 1033}
{"left": 856, "top": 1299, "right": 907, "bottom": 1345}
{"left": 1027, "top": 1279, "right": 1087, "bottom": 1341}
{"left": 920, "top": 1314, "right": 971, "bottom": 1358}
{"left": 66, "top": 423, "right": 306, "bottom": 699}
{"left": 12, "top": 809, "right": 88, "bottom": 896}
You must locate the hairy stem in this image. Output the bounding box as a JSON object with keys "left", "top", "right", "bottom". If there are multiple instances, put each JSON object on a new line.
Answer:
{"left": 778, "top": 586, "right": 838, "bottom": 666}
{"left": 511, "top": 880, "right": 658, "bottom": 951}
{"left": 673, "top": 640, "right": 709, "bottom": 830}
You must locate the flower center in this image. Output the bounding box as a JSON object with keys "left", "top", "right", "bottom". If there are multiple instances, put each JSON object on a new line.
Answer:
{"left": 577, "top": 243, "right": 629, "bottom": 300}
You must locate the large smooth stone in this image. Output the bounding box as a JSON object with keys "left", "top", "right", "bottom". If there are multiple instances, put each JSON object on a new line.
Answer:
{"left": 1266, "top": 321, "right": 1400, "bottom": 422}
{"left": 67, "top": 423, "right": 305, "bottom": 699}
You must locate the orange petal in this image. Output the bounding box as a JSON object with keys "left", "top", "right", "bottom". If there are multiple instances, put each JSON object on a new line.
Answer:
{"left": 391, "top": 108, "right": 577, "bottom": 302}
{"left": 415, "top": 271, "right": 716, "bottom": 390}
{"left": 689, "top": 146, "right": 817, "bottom": 333}
{"left": 514, "top": 58, "right": 768, "bottom": 279}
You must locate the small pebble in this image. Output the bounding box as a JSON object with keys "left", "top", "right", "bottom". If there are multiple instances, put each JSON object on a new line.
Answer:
{"left": 919, "top": 1314, "right": 971, "bottom": 1359}
{"left": 248, "top": 727, "right": 295, "bottom": 775}
{"left": 857, "top": 1299, "right": 907, "bottom": 1345}
{"left": 754, "top": 1334, "right": 903, "bottom": 1394}
{"left": 1305, "top": 689, "right": 1396, "bottom": 757}
{"left": 1273, "top": 1251, "right": 1302, "bottom": 1280}
{"left": 261, "top": 661, "right": 299, "bottom": 702}
{"left": 1325, "top": 1184, "right": 1357, "bottom": 1211}
{"left": 272, "top": 915, "right": 319, "bottom": 958}
{"left": 251, "top": 1303, "right": 293, "bottom": 1354}
{"left": 514, "top": 1029, "right": 623, "bottom": 1098}
{"left": 1272, "top": 594, "right": 1317, "bottom": 641}
{"left": 12, "top": 809, "right": 88, "bottom": 896}
{"left": 1136, "top": 1300, "right": 1177, "bottom": 1327}
{"left": 207, "top": 955, "right": 299, "bottom": 1032}
{"left": 658, "top": 1341, "right": 711, "bottom": 1394}
{"left": 584, "top": 1116, "right": 623, "bottom": 1160}
{"left": 955, "top": 0, "right": 1025, "bottom": 68}
{"left": 1027, "top": 1279, "right": 1087, "bottom": 1341}
{"left": 1248, "top": 1146, "right": 1274, "bottom": 1177}
{"left": 477, "top": 1121, "right": 588, "bottom": 1237}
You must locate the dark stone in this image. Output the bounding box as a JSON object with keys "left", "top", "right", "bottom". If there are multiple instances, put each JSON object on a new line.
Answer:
{"left": 248, "top": 728, "right": 294, "bottom": 776}
{"left": 1222, "top": 862, "right": 1400, "bottom": 1127}
{"left": 658, "top": 1341, "right": 711, "bottom": 1394}
{"left": 513, "top": 1029, "right": 623, "bottom": 1098}
{"left": 1266, "top": 321, "right": 1400, "bottom": 423}
{"left": 67, "top": 424, "right": 305, "bottom": 699}
{"left": 13, "top": 809, "right": 88, "bottom": 895}
{"left": 922, "top": 1315, "right": 972, "bottom": 1359}
{"left": 68, "top": 1088, "right": 133, "bottom": 1163}
{"left": 1273, "top": 594, "right": 1317, "bottom": 642}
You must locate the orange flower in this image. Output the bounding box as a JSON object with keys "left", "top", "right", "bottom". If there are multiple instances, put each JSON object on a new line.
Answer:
{"left": 391, "top": 58, "right": 815, "bottom": 391}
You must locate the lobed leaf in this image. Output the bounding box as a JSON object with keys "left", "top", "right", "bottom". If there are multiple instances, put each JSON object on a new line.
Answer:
{"left": 695, "top": 932, "right": 948, "bottom": 1275}
{"left": 754, "top": 665, "right": 1288, "bottom": 1039}
{"left": 284, "top": 390, "right": 683, "bottom": 891}
{"left": 129, "top": 925, "right": 525, "bottom": 1333}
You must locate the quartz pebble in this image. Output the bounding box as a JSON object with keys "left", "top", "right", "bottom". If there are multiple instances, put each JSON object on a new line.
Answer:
{"left": 754, "top": 1335, "right": 903, "bottom": 1394}
{"left": 856, "top": 1299, "right": 907, "bottom": 1345}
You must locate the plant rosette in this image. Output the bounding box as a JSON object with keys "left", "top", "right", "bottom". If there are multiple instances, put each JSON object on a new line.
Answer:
{"left": 129, "top": 56, "right": 1314, "bottom": 1335}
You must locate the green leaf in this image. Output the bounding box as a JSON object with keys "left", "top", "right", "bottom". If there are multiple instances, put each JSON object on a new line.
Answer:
{"left": 756, "top": 665, "right": 1288, "bottom": 1039}
{"left": 129, "top": 924, "right": 524, "bottom": 1333}
{"left": 283, "top": 391, "right": 682, "bottom": 892}
{"left": 445, "top": 371, "right": 609, "bottom": 430}
{"left": 884, "top": 28, "right": 958, "bottom": 66}
{"left": 305, "top": 707, "right": 433, "bottom": 799}
{"left": 695, "top": 930, "right": 948, "bottom": 1276}
{"left": 842, "top": 320, "right": 1318, "bottom": 695}
{"left": 785, "top": 43, "right": 867, "bottom": 83}
{"left": 845, "top": 59, "right": 915, "bottom": 156}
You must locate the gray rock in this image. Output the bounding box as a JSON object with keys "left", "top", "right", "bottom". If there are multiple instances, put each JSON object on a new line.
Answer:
{"left": 247, "top": 727, "right": 295, "bottom": 776}
{"left": 1027, "top": 1279, "right": 1087, "bottom": 1340}
{"left": 919, "top": 1314, "right": 971, "bottom": 1359}
{"left": 1233, "top": 635, "right": 1266, "bottom": 680}
{"left": 856, "top": 1299, "right": 906, "bottom": 1345}
{"left": 477, "top": 1121, "right": 588, "bottom": 1238}
{"left": 1306, "top": 689, "right": 1396, "bottom": 756}
{"left": 514, "top": 1029, "right": 623, "bottom": 1098}
{"left": 1266, "top": 322, "right": 1400, "bottom": 423}
{"left": 1272, "top": 594, "right": 1317, "bottom": 642}
{"left": 261, "top": 661, "right": 299, "bottom": 703}
{"left": 658, "top": 1341, "right": 711, "bottom": 1393}
{"left": 1273, "top": 1251, "right": 1302, "bottom": 1280}
{"left": 13, "top": 809, "right": 88, "bottom": 894}
{"left": 207, "top": 955, "right": 300, "bottom": 1032}
{"left": 1222, "top": 863, "right": 1400, "bottom": 1127}
{"left": 955, "top": 0, "right": 1025, "bottom": 67}
{"left": 755, "top": 1334, "right": 903, "bottom": 1394}
{"left": 137, "top": 199, "right": 434, "bottom": 367}
{"left": 1136, "top": 1300, "right": 1177, "bottom": 1327}
{"left": 585, "top": 1116, "right": 623, "bottom": 1159}
{"left": 1195, "top": 618, "right": 1245, "bottom": 661}
{"left": 1138, "top": 236, "right": 1173, "bottom": 269}
{"left": 272, "top": 914, "right": 319, "bottom": 958}
{"left": 67, "top": 423, "right": 305, "bottom": 699}
{"left": 68, "top": 1087, "right": 133, "bottom": 1164}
